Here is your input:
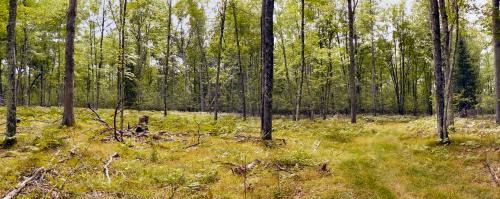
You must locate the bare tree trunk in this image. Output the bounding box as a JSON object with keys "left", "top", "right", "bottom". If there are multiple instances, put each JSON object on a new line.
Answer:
{"left": 294, "top": 0, "right": 305, "bottom": 121}
{"left": 347, "top": 0, "right": 357, "bottom": 123}
{"left": 62, "top": 0, "right": 77, "bottom": 127}
{"left": 163, "top": 0, "right": 172, "bottom": 116}
{"left": 21, "top": 22, "right": 28, "bottom": 107}
{"left": 4, "top": 0, "right": 18, "bottom": 145}
{"left": 439, "top": 0, "right": 453, "bottom": 128}
{"left": 429, "top": 0, "right": 448, "bottom": 143}
{"left": 214, "top": 0, "right": 227, "bottom": 121}
{"left": 370, "top": 0, "right": 377, "bottom": 115}
{"left": 96, "top": 0, "right": 106, "bottom": 110}
{"left": 232, "top": 2, "right": 247, "bottom": 120}
{"left": 261, "top": 0, "right": 274, "bottom": 140}
{"left": 493, "top": 0, "right": 500, "bottom": 124}
{"left": 119, "top": 0, "right": 127, "bottom": 130}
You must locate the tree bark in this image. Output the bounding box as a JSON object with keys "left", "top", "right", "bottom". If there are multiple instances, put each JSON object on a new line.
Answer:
{"left": 347, "top": 0, "right": 357, "bottom": 123}
{"left": 261, "top": 0, "right": 274, "bottom": 140}
{"left": 493, "top": 0, "right": 500, "bottom": 124}
{"left": 4, "top": 0, "right": 18, "bottom": 144}
{"left": 62, "top": 0, "right": 77, "bottom": 127}
{"left": 232, "top": 2, "right": 247, "bottom": 120}
{"left": 214, "top": 0, "right": 226, "bottom": 120}
{"left": 429, "top": 0, "right": 448, "bottom": 143}
{"left": 439, "top": 0, "right": 453, "bottom": 128}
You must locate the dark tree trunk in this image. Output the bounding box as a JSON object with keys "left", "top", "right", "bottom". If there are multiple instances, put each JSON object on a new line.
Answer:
{"left": 439, "top": 0, "right": 453, "bottom": 129}
{"left": 232, "top": 2, "right": 246, "bottom": 120}
{"left": 62, "top": 0, "right": 77, "bottom": 126}
{"left": 4, "top": 0, "right": 18, "bottom": 144}
{"left": 429, "top": 0, "right": 448, "bottom": 143}
{"left": 214, "top": 0, "right": 226, "bottom": 121}
{"left": 163, "top": 0, "right": 172, "bottom": 116}
{"left": 294, "top": 0, "right": 305, "bottom": 121}
{"left": 493, "top": 0, "right": 500, "bottom": 124}
{"left": 261, "top": 0, "right": 274, "bottom": 140}
{"left": 347, "top": 0, "right": 357, "bottom": 123}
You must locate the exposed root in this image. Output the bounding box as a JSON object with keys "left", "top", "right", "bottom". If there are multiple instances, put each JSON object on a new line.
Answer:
{"left": 103, "top": 153, "right": 120, "bottom": 183}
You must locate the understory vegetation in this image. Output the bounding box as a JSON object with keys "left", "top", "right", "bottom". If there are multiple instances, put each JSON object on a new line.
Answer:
{"left": 0, "top": 107, "right": 498, "bottom": 198}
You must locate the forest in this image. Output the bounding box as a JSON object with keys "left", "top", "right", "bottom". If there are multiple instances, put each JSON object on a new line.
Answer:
{"left": 0, "top": 0, "right": 499, "bottom": 198}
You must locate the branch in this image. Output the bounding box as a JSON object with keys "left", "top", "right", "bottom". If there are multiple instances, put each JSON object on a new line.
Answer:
{"left": 2, "top": 168, "right": 45, "bottom": 199}
{"left": 103, "top": 153, "right": 119, "bottom": 183}
{"left": 87, "top": 103, "right": 111, "bottom": 128}
{"left": 483, "top": 160, "right": 499, "bottom": 187}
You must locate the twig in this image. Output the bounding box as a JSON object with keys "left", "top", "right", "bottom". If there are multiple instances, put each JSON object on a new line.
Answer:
{"left": 112, "top": 101, "right": 123, "bottom": 142}
{"left": 483, "top": 160, "right": 499, "bottom": 186}
{"left": 103, "top": 153, "right": 120, "bottom": 183}
{"left": 87, "top": 103, "right": 111, "bottom": 128}
{"left": 2, "top": 167, "right": 45, "bottom": 199}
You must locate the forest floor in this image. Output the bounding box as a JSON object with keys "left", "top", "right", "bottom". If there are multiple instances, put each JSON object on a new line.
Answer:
{"left": 0, "top": 107, "right": 499, "bottom": 199}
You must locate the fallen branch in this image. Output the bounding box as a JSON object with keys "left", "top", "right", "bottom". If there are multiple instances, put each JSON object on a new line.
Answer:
{"left": 87, "top": 103, "right": 111, "bottom": 128}
{"left": 2, "top": 167, "right": 45, "bottom": 199}
{"left": 231, "top": 159, "right": 261, "bottom": 176}
{"left": 103, "top": 153, "right": 120, "bottom": 183}
{"left": 483, "top": 160, "right": 499, "bottom": 187}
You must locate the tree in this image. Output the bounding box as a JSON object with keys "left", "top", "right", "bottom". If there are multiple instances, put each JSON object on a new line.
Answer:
{"left": 453, "top": 38, "right": 478, "bottom": 116}
{"left": 4, "top": 0, "right": 18, "bottom": 146}
{"left": 214, "top": 0, "right": 227, "bottom": 121}
{"left": 294, "top": 0, "right": 305, "bottom": 121}
{"left": 261, "top": 0, "right": 274, "bottom": 140}
{"left": 347, "top": 0, "right": 357, "bottom": 123}
{"left": 62, "top": 0, "right": 77, "bottom": 127}
{"left": 493, "top": 0, "right": 500, "bottom": 124}
{"left": 428, "top": 0, "right": 449, "bottom": 143}
{"left": 164, "top": 0, "right": 172, "bottom": 116}
{"left": 232, "top": 1, "right": 246, "bottom": 120}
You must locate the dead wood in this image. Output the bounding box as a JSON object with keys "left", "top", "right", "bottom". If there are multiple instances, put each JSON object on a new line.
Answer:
{"left": 483, "top": 160, "right": 499, "bottom": 186}
{"left": 87, "top": 103, "right": 111, "bottom": 128}
{"left": 231, "top": 159, "right": 261, "bottom": 176}
{"left": 103, "top": 153, "right": 120, "bottom": 183}
{"left": 2, "top": 167, "right": 46, "bottom": 199}
{"left": 112, "top": 101, "right": 124, "bottom": 142}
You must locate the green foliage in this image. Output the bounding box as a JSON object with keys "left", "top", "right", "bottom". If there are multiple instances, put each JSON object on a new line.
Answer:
{"left": 453, "top": 37, "right": 479, "bottom": 113}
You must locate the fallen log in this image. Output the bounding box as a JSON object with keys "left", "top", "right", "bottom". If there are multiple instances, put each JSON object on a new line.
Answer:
{"left": 483, "top": 160, "right": 499, "bottom": 187}
{"left": 2, "top": 167, "right": 45, "bottom": 199}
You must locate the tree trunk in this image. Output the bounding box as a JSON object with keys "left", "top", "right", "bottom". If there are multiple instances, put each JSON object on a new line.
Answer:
{"left": 214, "top": 0, "right": 226, "bottom": 121}
{"left": 261, "top": 0, "right": 274, "bottom": 140}
{"left": 96, "top": 0, "right": 106, "bottom": 110}
{"left": 493, "top": 0, "right": 500, "bottom": 124}
{"left": 163, "top": 0, "right": 172, "bottom": 116}
{"left": 294, "top": 0, "right": 305, "bottom": 121}
{"left": 370, "top": 0, "right": 377, "bottom": 115}
{"left": 429, "top": 0, "right": 448, "bottom": 143}
{"left": 4, "top": 0, "right": 18, "bottom": 144}
{"left": 232, "top": 2, "right": 247, "bottom": 120}
{"left": 62, "top": 0, "right": 77, "bottom": 127}
{"left": 439, "top": 0, "right": 453, "bottom": 129}
{"left": 347, "top": 0, "right": 357, "bottom": 123}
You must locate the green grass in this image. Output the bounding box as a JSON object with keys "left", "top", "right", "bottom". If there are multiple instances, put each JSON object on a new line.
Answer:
{"left": 0, "top": 107, "right": 498, "bottom": 198}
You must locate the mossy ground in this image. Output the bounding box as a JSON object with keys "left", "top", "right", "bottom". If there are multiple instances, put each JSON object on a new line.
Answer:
{"left": 0, "top": 107, "right": 498, "bottom": 198}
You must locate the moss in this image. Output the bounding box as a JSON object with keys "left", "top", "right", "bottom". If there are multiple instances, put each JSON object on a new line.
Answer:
{"left": 0, "top": 107, "right": 498, "bottom": 198}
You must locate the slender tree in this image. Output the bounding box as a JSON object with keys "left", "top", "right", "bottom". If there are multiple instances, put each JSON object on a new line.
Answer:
{"left": 370, "top": 0, "right": 377, "bottom": 115}
{"left": 214, "top": 0, "right": 227, "bottom": 120}
{"left": 428, "top": 0, "right": 449, "bottom": 143}
{"left": 261, "top": 0, "right": 274, "bottom": 140}
{"left": 4, "top": 0, "right": 18, "bottom": 146}
{"left": 493, "top": 0, "right": 500, "bottom": 124}
{"left": 295, "top": 0, "right": 305, "bottom": 121}
{"left": 347, "top": 0, "right": 357, "bottom": 123}
{"left": 232, "top": 1, "right": 247, "bottom": 120}
{"left": 62, "top": 0, "right": 77, "bottom": 126}
{"left": 96, "top": 0, "right": 106, "bottom": 110}
{"left": 164, "top": 0, "right": 172, "bottom": 116}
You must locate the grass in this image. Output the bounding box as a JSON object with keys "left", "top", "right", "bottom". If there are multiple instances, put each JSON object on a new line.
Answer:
{"left": 0, "top": 107, "right": 498, "bottom": 198}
